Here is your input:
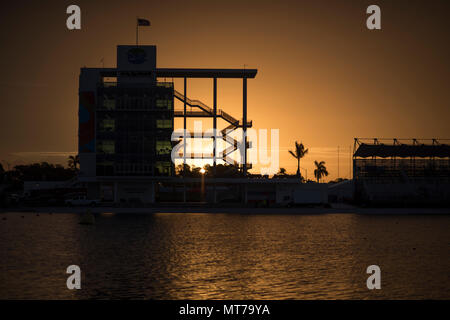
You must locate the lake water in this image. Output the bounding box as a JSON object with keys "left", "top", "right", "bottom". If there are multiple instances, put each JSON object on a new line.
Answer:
{"left": 1, "top": 211, "right": 449, "bottom": 299}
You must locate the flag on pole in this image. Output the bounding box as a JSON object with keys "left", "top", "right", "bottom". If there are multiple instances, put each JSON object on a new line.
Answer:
{"left": 137, "top": 18, "right": 150, "bottom": 26}
{"left": 136, "top": 18, "right": 150, "bottom": 46}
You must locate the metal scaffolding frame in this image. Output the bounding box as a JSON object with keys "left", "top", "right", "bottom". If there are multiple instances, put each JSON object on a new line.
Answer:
{"left": 156, "top": 68, "right": 257, "bottom": 175}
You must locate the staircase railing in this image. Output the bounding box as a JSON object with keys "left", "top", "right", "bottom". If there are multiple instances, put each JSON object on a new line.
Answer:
{"left": 174, "top": 90, "right": 244, "bottom": 126}
{"left": 219, "top": 110, "right": 238, "bottom": 125}
{"left": 174, "top": 90, "right": 213, "bottom": 114}
{"left": 173, "top": 89, "right": 253, "bottom": 163}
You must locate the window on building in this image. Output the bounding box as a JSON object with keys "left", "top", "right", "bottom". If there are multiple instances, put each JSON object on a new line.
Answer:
{"left": 103, "top": 77, "right": 117, "bottom": 83}
{"left": 103, "top": 95, "right": 116, "bottom": 110}
{"left": 156, "top": 82, "right": 174, "bottom": 88}
{"left": 99, "top": 118, "right": 115, "bottom": 132}
{"left": 156, "top": 141, "right": 172, "bottom": 155}
{"left": 98, "top": 140, "right": 115, "bottom": 154}
{"left": 156, "top": 99, "right": 166, "bottom": 108}
{"left": 155, "top": 161, "right": 172, "bottom": 176}
{"left": 156, "top": 119, "right": 172, "bottom": 129}
{"left": 156, "top": 99, "right": 173, "bottom": 110}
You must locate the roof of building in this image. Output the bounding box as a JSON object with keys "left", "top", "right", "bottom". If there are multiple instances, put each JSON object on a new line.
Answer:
{"left": 82, "top": 68, "right": 258, "bottom": 79}
{"left": 155, "top": 68, "right": 257, "bottom": 78}
{"left": 354, "top": 143, "right": 450, "bottom": 158}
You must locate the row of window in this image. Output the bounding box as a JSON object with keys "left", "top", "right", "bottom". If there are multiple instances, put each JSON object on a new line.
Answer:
{"left": 155, "top": 161, "right": 172, "bottom": 176}
{"left": 98, "top": 119, "right": 172, "bottom": 132}
{"left": 101, "top": 82, "right": 173, "bottom": 89}
{"left": 156, "top": 119, "right": 172, "bottom": 128}
{"left": 97, "top": 140, "right": 115, "bottom": 154}
{"left": 101, "top": 91, "right": 173, "bottom": 100}
{"left": 96, "top": 161, "right": 173, "bottom": 176}
{"left": 100, "top": 97, "right": 173, "bottom": 110}
{"left": 97, "top": 139, "right": 172, "bottom": 155}
{"left": 156, "top": 141, "right": 172, "bottom": 155}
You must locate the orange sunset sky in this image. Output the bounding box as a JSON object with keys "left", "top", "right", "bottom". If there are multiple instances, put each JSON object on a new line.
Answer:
{"left": 0, "top": 0, "right": 449, "bottom": 181}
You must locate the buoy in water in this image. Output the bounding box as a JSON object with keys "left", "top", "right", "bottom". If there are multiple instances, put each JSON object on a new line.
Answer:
{"left": 79, "top": 209, "right": 95, "bottom": 225}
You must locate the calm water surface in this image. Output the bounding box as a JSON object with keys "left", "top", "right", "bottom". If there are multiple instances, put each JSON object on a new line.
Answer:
{"left": 1, "top": 211, "right": 449, "bottom": 299}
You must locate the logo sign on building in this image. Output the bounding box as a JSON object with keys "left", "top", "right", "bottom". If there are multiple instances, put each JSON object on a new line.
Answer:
{"left": 127, "top": 47, "right": 147, "bottom": 64}
{"left": 117, "top": 45, "right": 156, "bottom": 71}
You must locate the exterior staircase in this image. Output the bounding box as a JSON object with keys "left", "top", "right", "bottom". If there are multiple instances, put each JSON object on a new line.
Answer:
{"left": 173, "top": 90, "right": 252, "bottom": 165}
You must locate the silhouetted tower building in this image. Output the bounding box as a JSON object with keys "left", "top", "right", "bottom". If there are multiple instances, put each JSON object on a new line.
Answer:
{"left": 78, "top": 45, "right": 257, "bottom": 203}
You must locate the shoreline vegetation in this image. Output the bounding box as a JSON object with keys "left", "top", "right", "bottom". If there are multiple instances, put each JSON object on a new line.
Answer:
{"left": 1, "top": 205, "right": 449, "bottom": 215}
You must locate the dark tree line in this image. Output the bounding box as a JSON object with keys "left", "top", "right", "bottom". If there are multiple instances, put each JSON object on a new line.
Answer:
{"left": 1, "top": 161, "right": 77, "bottom": 192}
{"left": 176, "top": 163, "right": 242, "bottom": 178}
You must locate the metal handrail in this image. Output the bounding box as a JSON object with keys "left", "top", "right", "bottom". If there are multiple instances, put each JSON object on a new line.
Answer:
{"left": 174, "top": 90, "right": 241, "bottom": 125}
{"left": 174, "top": 90, "right": 213, "bottom": 114}
{"left": 173, "top": 89, "right": 253, "bottom": 161}
{"left": 219, "top": 110, "right": 238, "bottom": 125}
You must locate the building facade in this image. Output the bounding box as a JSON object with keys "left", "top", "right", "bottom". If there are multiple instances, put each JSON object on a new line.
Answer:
{"left": 78, "top": 45, "right": 258, "bottom": 204}
{"left": 79, "top": 45, "right": 174, "bottom": 202}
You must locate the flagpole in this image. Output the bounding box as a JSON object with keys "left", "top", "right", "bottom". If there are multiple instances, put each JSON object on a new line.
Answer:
{"left": 136, "top": 17, "right": 138, "bottom": 46}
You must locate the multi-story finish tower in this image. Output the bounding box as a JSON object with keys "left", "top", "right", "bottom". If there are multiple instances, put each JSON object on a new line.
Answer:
{"left": 78, "top": 45, "right": 257, "bottom": 203}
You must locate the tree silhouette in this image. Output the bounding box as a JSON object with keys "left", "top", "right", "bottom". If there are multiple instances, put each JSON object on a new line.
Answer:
{"left": 67, "top": 155, "right": 80, "bottom": 171}
{"left": 288, "top": 141, "right": 308, "bottom": 179}
{"left": 176, "top": 163, "right": 241, "bottom": 178}
{"left": 12, "top": 162, "right": 75, "bottom": 182}
{"left": 314, "top": 160, "right": 329, "bottom": 183}
{"left": 176, "top": 163, "right": 191, "bottom": 176}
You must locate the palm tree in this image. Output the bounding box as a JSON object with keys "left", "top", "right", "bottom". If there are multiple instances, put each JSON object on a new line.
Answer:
{"left": 67, "top": 155, "right": 80, "bottom": 171}
{"left": 288, "top": 141, "right": 308, "bottom": 178}
{"left": 314, "top": 160, "right": 329, "bottom": 183}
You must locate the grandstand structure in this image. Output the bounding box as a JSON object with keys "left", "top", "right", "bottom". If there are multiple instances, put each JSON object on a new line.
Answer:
{"left": 353, "top": 138, "right": 450, "bottom": 205}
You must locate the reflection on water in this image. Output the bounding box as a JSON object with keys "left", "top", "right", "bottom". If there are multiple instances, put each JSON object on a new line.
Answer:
{"left": 1, "top": 212, "right": 449, "bottom": 299}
